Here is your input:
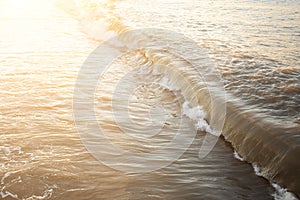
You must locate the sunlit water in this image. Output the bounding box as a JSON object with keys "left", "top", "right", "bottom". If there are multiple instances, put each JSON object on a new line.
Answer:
{"left": 114, "top": 0, "right": 300, "bottom": 123}
{"left": 0, "top": 0, "right": 299, "bottom": 199}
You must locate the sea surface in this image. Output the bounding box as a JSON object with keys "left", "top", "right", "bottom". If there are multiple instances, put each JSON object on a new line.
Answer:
{"left": 0, "top": 0, "right": 299, "bottom": 199}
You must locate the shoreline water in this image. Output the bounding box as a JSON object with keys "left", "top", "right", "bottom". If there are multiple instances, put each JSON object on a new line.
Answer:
{"left": 0, "top": 0, "right": 299, "bottom": 199}
{"left": 57, "top": 0, "right": 300, "bottom": 197}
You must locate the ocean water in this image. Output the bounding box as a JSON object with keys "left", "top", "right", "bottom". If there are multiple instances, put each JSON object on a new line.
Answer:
{"left": 0, "top": 0, "right": 299, "bottom": 199}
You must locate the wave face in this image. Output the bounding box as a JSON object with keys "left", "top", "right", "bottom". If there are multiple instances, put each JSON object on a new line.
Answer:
{"left": 116, "top": 0, "right": 300, "bottom": 123}
{"left": 62, "top": 0, "right": 300, "bottom": 124}
{"left": 57, "top": 0, "right": 300, "bottom": 196}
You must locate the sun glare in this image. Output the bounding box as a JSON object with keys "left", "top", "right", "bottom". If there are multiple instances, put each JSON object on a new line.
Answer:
{"left": 0, "top": 0, "right": 40, "bottom": 18}
{"left": 7, "top": 0, "right": 29, "bottom": 8}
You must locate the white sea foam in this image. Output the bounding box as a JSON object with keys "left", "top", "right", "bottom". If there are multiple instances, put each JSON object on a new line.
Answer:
{"left": 233, "top": 151, "right": 244, "bottom": 161}
{"left": 252, "top": 163, "right": 264, "bottom": 177}
{"left": 0, "top": 171, "right": 19, "bottom": 199}
{"left": 1, "top": 146, "right": 23, "bottom": 156}
{"left": 272, "top": 183, "right": 298, "bottom": 200}
{"left": 1, "top": 172, "right": 11, "bottom": 185}
{"left": 251, "top": 164, "right": 299, "bottom": 200}
{"left": 24, "top": 188, "right": 54, "bottom": 200}
{"left": 78, "top": 19, "right": 117, "bottom": 41}
{"left": 182, "top": 101, "right": 206, "bottom": 121}
{"left": 159, "top": 77, "right": 181, "bottom": 91}
{"left": 0, "top": 170, "right": 55, "bottom": 200}
{"left": 182, "top": 101, "right": 218, "bottom": 136}
{"left": 0, "top": 190, "right": 18, "bottom": 199}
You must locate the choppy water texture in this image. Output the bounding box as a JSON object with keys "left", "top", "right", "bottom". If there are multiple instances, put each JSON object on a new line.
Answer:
{"left": 114, "top": 0, "right": 300, "bottom": 123}
{"left": 0, "top": 0, "right": 299, "bottom": 199}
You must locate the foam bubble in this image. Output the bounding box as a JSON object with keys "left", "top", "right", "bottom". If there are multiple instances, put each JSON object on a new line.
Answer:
{"left": 1, "top": 172, "right": 12, "bottom": 185}
{"left": 1, "top": 146, "right": 23, "bottom": 156}
{"left": 252, "top": 163, "right": 264, "bottom": 177}
{"left": 233, "top": 151, "right": 244, "bottom": 161}
{"left": 159, "top": 77, "right": 180, "bottom": 91}
{"left": 24, "top": 188, "right": 54, "bottom": 200}
{"left": 0, "top": 171, "right": 19, "bottom": 199}
{"left": 182, "top": 101, "right": 218, "bottom": 136}
{"left": 0, "top": 190, "right": 18, "bottom": 199}
{"left": 251, "top": 164, "right": 299, "bottom": 200}
{"left": 78, "top": 19, "right": 117, "bottom": 41}
{"left": 272, "top": 183, "right": 298, "bottom": 200}
{"left": 182, "top": 101, "right": 206, "bottom": 121}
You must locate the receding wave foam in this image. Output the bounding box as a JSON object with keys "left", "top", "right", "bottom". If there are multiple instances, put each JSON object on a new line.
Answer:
{"left": 233, "top": 151, "right": 244, "bottom": 161}
{"left": 232, "top": 151, "right": 298, "bottom": 200}
{"left": 182, "top": 102, "right": 217, "bottom": 136}
{"left": 272, "top": 183, "right": 298, "bottom": 200}
{"left": 253, "top": 165, "right": 298, "bottom": 200}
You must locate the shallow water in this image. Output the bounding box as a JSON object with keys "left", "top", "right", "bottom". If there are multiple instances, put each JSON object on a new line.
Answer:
{"left": 114, "top": 0, "right": 300, "bottom": 123}
{"left": 0, "top": 0, "right": 299, "bottom": 199}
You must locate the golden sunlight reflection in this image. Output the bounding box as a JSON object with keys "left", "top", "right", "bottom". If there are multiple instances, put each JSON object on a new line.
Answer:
{"left": 0, "top": 0, "right": 44, "bottom": 18}
{"left": 0, "top": 0, "right": 58, "bottom": 54}
{"left": 0, "top": 0, "right": 299, "bottom": 198}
